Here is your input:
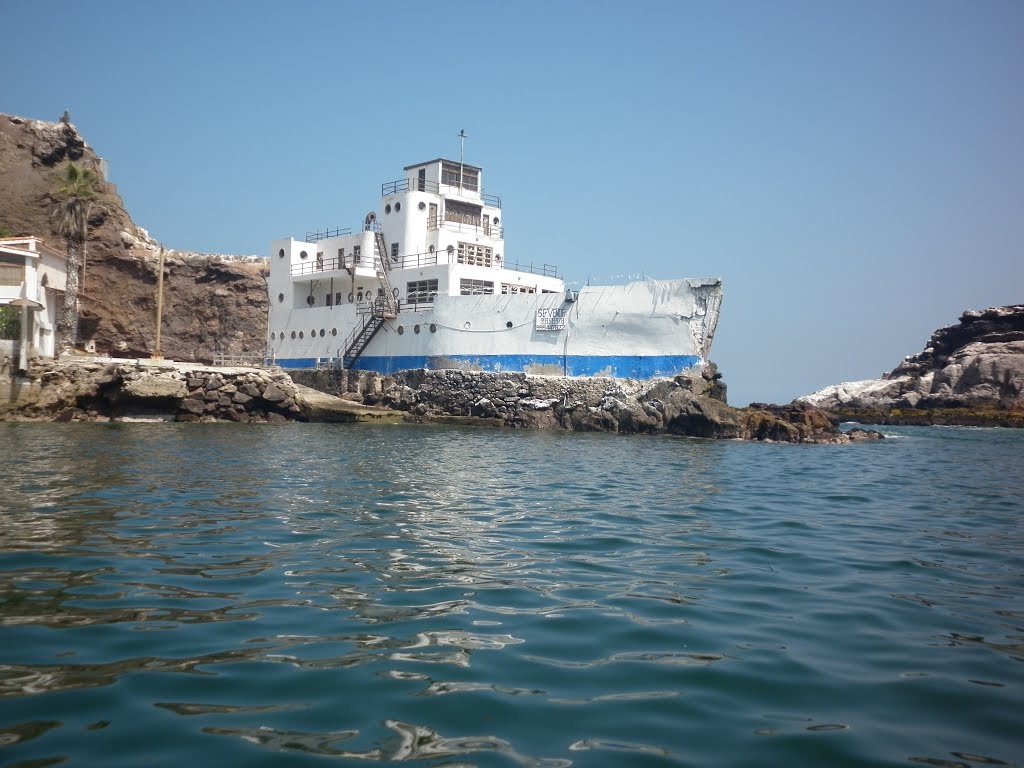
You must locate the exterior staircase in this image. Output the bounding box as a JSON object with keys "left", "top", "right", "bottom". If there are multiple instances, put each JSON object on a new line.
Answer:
{"left": 341, "top": 311, "right": 385, "bottom": 369}
{"left": 342, "top": 232, "right": 399, "bottom": 369}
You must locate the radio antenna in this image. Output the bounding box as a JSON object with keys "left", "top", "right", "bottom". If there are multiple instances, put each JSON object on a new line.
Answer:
{"left": 458, "top": 129, "right": 467, "bottom": 191}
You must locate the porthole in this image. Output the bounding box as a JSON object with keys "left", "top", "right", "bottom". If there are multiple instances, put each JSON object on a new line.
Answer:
{"left": 385, "top": 204, "right": 392, "bottom": 214}
{"left": 300, "top": 250, "right": 308, "bottom": 260}
{"left": 464, "top": 321, "right": 471, "bottom": 329}
{"left": 414, "top": 325, "right": 421, "bottom": 334}
{"left": 395, "top": 202, "right": 401, "bottom": 212}
{"left": 331, "top": 328, "right": 337, "bottom": 336}
{"left": 319, "top": 329, "right": 325, "bottom": 337}
{"left": 278, "top": 292, "right": 284, "bottom": 303}
{"left": 496, "top": 253, "right": 502, "bottom": 263}
{"left": 430, "top": 323, "right": 437, "bottom": 333}
{"left": 278, "top": 248, "right": 285, "bottom": 258}
{"left": 397, "top": 326, "right": 405, "bottom": 335}
{"left": 506, "top": 321, "right": 513, "bottom": 329}
{"left": 270, "top": 332, "right": 276, "bottom": 340}
{"left": 418, "top": 201, "right": 426, "bottom": 211}
{"left": 291, "top": 331, "right": 296, "bottom": 339}
{"left": 392, "top": 287, "right": 399, "bottom": 298}
{"left": 357, "top": 291, "right": 363, "bottom": 301}
{"left": 428, "top": 245, "right": 435, "bottom": 253}
{"left": 447, "top": 245, "right": 454, "bottom": 255}
{"left": 311, "top": 328, "right": 316, "bottom": 337}
{"left": 306, "top": 295, "right": 315, "bottom": 306}
{"left": 299, "top": 331, "right": 304, "bottom": 339}
{"left": 493, "top": 217, "right": 500, "bottom": 225}
{"left": 348, "top": 292, "right": 354, "bottom": 303}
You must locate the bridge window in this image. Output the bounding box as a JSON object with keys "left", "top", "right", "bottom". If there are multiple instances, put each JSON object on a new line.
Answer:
{"left": 441, "top": 161, "right": 478, "bottom": 191}
{"left": 501, "top": 284, "right": 535, "bottom": 294}
{"left": 406, "top": 279, "right": 438, "bottom": 304}
{"left": 457, "top": 242, "right": 493, "bottom": 267}
{"left": 460, "top": 279, "right": 494, "bottom": 296}
{"left": 445, "top": 200, "right": 482, "bottom": 226}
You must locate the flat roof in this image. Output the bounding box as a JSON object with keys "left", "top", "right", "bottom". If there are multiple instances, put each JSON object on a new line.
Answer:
{"left": 404, "top": 158, "right": 482, "bottom": 172}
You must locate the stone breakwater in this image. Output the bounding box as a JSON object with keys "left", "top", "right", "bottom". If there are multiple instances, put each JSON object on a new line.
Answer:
{"left": 2, "top": 360, "right": 880, "bottom": 441}
{"left": 292, "top": 365, "right": 880, "bottom": 443}
{"left": 2, "top": 360, "right": 302, "bottom": 422}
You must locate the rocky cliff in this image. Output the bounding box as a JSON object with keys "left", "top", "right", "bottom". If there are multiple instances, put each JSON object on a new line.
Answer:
{"left": 799, "top": 305, "right": 1024, "bottom": 426}
{"left": 0, "top": 113, "right": 268, "bottom": 361}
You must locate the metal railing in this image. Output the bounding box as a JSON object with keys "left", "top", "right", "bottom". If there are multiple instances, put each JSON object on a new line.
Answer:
{"left": 426, "top": 214, "right": 504, "bottom": 239}
{"left": 381, "top": 177, "right": 501, "bottom": 208}
{"left": 305, "top": 227, "right": 353, "bottom": 243}
{"left": 501, "top": 260, "right": 560, "bottom": 278}
{"left": 212, "top": 351, "right": 267, "bottom": 367}
{"left": 393, "top": 251, "right": 439, "bottom": 270}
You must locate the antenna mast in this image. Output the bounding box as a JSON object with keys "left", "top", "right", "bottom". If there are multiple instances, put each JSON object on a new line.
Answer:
{"left": 458, "top": 129, "right": 467, "bottom": 192}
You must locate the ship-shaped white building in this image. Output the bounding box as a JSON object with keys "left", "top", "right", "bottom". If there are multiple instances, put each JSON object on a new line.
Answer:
{"left": 267, "top": 157, "right": 722, "bottom": 377}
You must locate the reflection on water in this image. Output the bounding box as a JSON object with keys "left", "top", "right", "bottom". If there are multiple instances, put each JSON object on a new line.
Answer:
{"left": 0, "top": 423, "right": 1022, "bottom": 767}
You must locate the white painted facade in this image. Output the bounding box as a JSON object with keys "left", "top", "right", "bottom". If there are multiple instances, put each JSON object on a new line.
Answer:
{"left": 0, "top": 237, "right": 68, "bottom": 369}
{"left": 266, "top": 158, "right": 723, "bottom": 378}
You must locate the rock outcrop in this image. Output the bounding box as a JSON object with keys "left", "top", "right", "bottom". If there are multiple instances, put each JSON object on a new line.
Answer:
{"left": 2, "top": 360, "right": 302, "bottom": 422}
{"left": 799, "top": 305, "right": 1024, "bottom": 426}
{"left": 0, "top": 113, "right": 269, "bottom": 361}
{"left": 293, "top": 365, "right": 880, "bottom": 443}
{"left": 4, "top": 358, "right": 879, "bottom": 442}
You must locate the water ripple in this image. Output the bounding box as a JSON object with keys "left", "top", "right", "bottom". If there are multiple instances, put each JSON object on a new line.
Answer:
{"left": 0, "top": 423, "right": 1021, "bottom": 767}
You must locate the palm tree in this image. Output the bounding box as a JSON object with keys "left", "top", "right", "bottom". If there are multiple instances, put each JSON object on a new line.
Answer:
{"left": 52, "top": 161, "right": 98, "bottom": 354}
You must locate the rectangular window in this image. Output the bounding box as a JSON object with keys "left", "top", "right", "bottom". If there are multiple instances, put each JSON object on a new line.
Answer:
{"left": 325, "top": 292, "right": 333, "bottom": 307}
{"left": 391, "top": 242, "right": 399, "bottom": 259}
{"left": 441, "top": 161, "right": 478, "bottom": 191}
{"left": 316, "top": 251, "right": 324, "bottom": 271}
{"left": 405, "top": 279, "right": 438, "bottom": 304}
{"left": 501, "top": 283, "right": 536, "bottom": 295}
{"left": 335, "top": 292, "right": 343, "bottom": 305}
{"left": 353, "top": 245, "right": 361, "bottom": 262}
{"left": 445, "top": 200, "right": 482, "bottom": 227}
{"left": 457, "top": 242, "right": 493, "bottom": 267}
{"left": 0, "top": 262, "right": 24, "bottom": 287}
{"left": 460, "top": 279, "right": 494, "bottom": 296}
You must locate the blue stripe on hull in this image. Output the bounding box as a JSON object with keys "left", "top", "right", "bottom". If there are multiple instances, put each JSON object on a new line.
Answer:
{"left": 275, "top": 354, "right": 702, "bottom": 379}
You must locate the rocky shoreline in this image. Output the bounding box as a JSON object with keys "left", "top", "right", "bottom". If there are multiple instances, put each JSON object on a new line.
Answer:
{"left": 1, "top": 359, "right": 880, "bottom": 443}
{"left": 799, "top": 305, "right": 1023, "bottom": 427}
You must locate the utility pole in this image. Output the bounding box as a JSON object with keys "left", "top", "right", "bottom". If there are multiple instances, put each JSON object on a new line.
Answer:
{"left": 152, "top": 245, "right": 165, "bottom": 360}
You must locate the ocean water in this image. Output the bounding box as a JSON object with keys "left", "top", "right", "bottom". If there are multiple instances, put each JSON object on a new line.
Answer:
{"left": 0, "top": 423, "right": 1021, "bottom": 768}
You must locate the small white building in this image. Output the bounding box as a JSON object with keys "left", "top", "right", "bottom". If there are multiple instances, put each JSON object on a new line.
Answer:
{"left": 0, "top": 236, "right": 68, "bottom": 370}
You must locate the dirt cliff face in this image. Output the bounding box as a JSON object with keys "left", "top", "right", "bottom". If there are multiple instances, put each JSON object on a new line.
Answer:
{"left": 0, "top": 113, "right": 268, "bottom": 361}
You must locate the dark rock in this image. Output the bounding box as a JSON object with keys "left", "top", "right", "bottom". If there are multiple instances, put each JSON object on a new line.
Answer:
{"left": 179, "top": 398, "right": 206, "bottom": 415}
{"left": 261, "top": 382, "right": 288, "bottom": 402}
{"left": 800, "top": 305, "right": 1024, "bottom": 426}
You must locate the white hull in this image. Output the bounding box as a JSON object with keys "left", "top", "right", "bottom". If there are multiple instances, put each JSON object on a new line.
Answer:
{"left": 269, "top": 278, "right": 721, "bottom": 378}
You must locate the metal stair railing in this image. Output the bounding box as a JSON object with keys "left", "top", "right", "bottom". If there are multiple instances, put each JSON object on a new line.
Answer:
{"left": 341, "top": 311, "right": 382, "bottom": 369}
{"left": 341, "top": 298, "right": 398, "bottom": 369}
{"left": 374, "top": 231, "right": 398, "bottom": 315}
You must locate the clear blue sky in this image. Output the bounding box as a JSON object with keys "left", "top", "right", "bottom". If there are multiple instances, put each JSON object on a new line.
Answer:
{"left": 5, "top": 0, "right": 1022, "bottom": 405}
